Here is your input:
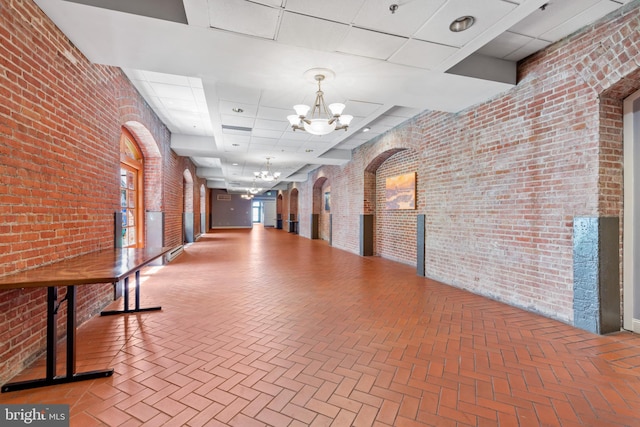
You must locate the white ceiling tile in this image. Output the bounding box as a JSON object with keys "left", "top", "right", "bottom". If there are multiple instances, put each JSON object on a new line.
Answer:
{"left": 277, "top": 12, "right": 349, "bottom": 52}
{"left": 149, "top": 82, "right": 196, "bottom": 100}
{"left": 282, "top": 130, "right": 312, "bottom": 141}
{"left": 252, "top": 0, "right": 283, "bottom": 7}
{"left": 254, "top": 118, "right": 289, "bottom": 131}
{"left": 342, "top": 100, "right": 383, "bottom": 117}
{"left": 208, "top": 0, "right": 281, "bottom": 39}
{"left": 249, "top": 139, "right": 279, "bottom": 148}
{"left": 218, "top": 100, "right": 258, "bottom": 117}
{"left": 541, "top": 1, "right": 621, "bottom": 42}
{"left": 507, "top": 0, "right": 600, "bottom": 39}
{"left": 413, "top": 0, "right": 517, "bottom": 48}
{"left": 337, "top": 27, "right": 407, "bottom": 60}
{"left": 353, "top": 0, "right": 446, "bottom": 37}
{"left": 163, "top": 98, "right": 200, "bottom": 113}
{"left": 387, "top": 106, "right": 423, "bottom": 118}
{"left": 284, "top": 0, "right": 365, "bottom": 25}
{"left": 476, "top": 31, "right": 535, "bottom": 59}
{"left": 252, "top": 129, "right": 283, "bottom": 139}
{"left": 502, "top": 38, "right": 551, "bottom": 62}
{"left": 220, "top": 114, "right": 255, "bottom": 128}
{"left": 257, "top": 106, "right": 291, "bottom": 121}
{"left": 389, "top": 40, "right": 457, "bottom": 70}
{"left": 216, "top": 84, "right": 261, "bottom": 104}
{"left": 140, "top": 70, "right": 191, "bottom": 85}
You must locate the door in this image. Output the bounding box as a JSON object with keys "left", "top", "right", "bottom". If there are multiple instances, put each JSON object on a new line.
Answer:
{"left": 263, "top": 201, "right": 276, "bottom": 227}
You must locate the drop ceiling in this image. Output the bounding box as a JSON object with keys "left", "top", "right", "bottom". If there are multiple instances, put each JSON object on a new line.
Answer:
{"left": 35, "top": 0, "right": 631, "bottom": 193}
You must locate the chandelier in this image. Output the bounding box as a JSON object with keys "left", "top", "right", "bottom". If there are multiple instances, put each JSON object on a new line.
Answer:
{"left": 242, "top": 179, "right": 261, "bottom": 199}
{"left": 287, "top": 71, "right": 353, "bottom": 136}
{"left": 254, "top": 157, "right": 281, "bottom": 182}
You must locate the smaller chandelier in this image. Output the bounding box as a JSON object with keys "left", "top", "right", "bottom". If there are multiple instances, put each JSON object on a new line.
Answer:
{"left": 242, "top": 179, "right": 261, "bottom": 199}
{"left": 287, "top": 73, "right": 353, "bottom": 136}
{"left": 254, "top": 158, "right": 281, "bottom": 182}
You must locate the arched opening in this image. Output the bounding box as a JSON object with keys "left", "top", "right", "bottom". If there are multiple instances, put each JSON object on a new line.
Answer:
{"left": 289, "top": 188, "right": 299, "bottom": 234}
{"left": 312, "top": 177, "right": 330, "bottom": 241}
{"left": 362, "top": 149, "right": 406, "bottom": 257}
{"left": 276, "top": 193, "right": 284, "bottom": 229}
{"left": 183, "top": 169, "right": 194, "bottom": 243}
{"left": 624, "top": 89, "right": 640, "bottom": 332}
{"left": 119, "top": 128, "right": 145, "bottom": 248}
{"left": 122, "top": 121, "right": 163, "bottom": 248}
{"left": 200, "top": 184, "right": 206, "bottom": 234}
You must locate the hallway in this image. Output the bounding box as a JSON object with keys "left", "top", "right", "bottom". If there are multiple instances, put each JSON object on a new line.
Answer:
{"left": 1, "top": 227, "right": 640, "bottom": 426}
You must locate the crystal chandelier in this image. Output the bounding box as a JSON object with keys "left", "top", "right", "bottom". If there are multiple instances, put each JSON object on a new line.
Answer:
{"left": 287, "top": 72, "right": 353, "bottom": 136}
{"left": 254, "top": 157, "right": 281, "bottom": 182}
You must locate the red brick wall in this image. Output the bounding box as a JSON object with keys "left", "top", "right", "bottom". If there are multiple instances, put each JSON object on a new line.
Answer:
{"left": 296, "top": 3, "right": 640, "bottom": 324}
{"left": 0, "top": 0, "right": 206, "bottom": 384}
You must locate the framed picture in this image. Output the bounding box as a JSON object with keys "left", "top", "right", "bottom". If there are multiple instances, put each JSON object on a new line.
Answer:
{"left": 385, "top": 172, "right": 416, "bottom": 210}
{"left": 324, "top": 192, "right": 331, "bottom": 211}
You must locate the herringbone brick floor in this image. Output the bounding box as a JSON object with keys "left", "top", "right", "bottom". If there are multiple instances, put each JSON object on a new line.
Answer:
{"left": 2, "top": 226, "right": 640, "bottom": 426}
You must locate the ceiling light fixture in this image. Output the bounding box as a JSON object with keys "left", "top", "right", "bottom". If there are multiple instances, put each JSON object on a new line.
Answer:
{"left": 449, "top": 16, "right": 475, "bottom": 32}
{"left": 242, "top": 178, "right": 261, "bottom": 199}
{"left": 287, "top": 69, "right": 353, "bottom": 136}
{"left": 254, "top": 157, "right": 281, "bottom": 182}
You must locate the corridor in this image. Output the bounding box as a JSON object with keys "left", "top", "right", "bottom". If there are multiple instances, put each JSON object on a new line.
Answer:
{"left": 1, "top": 227, "right": 640, "bottom": 426}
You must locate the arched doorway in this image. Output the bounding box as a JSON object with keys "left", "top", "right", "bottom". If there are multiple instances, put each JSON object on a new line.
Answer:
{"left": 289, "top": 188, "right": 299, "bottom": 234}
{"left": 122, "top": 121, "right": 163, "bottom": 248}
{"left": 624, "top": 89, "right": 640, "bottom": 333}
{"left": 183, "top": 169, "right": 194, "bottom": 243}
{"left": 200, "top": 184, "right": 206, "bottom": 234}
{"left": 312, "top": 177, "right": 330, "bottom": 241}
{"left": 276, "top": 193, "right": 283, "bottom": 229}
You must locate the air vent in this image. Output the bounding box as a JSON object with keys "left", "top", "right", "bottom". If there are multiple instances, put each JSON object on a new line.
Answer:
{"left": 222, "top": 125, "right": 252, "bottom": 132}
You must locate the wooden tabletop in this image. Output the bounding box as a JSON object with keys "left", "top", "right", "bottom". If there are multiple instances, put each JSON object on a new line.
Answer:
{"left": 0, "top": 247, "right": 173, "bottom": 290}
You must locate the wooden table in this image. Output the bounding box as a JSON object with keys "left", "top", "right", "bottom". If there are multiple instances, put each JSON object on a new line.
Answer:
{"left": 0, "top": 246, "right": 173, "bottom": 393}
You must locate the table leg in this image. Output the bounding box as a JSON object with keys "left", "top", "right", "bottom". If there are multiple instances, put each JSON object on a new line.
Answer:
{"left": 2, "top": 286, "right": 113, "bottom": 393}
{"left": 46, "top": 286, "right": 57, "bottom": 381}
{"left": 101, "top": 270, "right": 161, "bottom": 316}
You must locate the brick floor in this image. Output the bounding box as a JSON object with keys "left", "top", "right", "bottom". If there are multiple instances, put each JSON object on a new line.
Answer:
{"left": 2, "top": 226, "right": 640, "bottom": 426}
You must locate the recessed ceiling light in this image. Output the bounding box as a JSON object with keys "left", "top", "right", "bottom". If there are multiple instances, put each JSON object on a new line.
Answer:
{"left": 232, "top": 143, "right": 240, "bottom": 147}
{"left": 449, "top": 16, "right": 475, "bottom": 32}
{"left": 362, "top": 127, "right": 371, "bottom": 133}
{"left": 305, "top": 149, "right": 314, "bottom": 152}
{"left": 232, "top": 163, "right": 238, "bottom": 166}
{"left": 232, "top": 107, "right": 244, "bottom": 113}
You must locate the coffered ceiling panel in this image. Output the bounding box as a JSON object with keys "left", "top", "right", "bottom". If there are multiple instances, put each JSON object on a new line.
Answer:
{"left": 208, "top": 0, "right": 281, "bottom": 39}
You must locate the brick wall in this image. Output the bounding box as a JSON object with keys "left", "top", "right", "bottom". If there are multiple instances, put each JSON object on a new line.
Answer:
{"left": 376, "top": 149, "right": 420, "bottom": 265}
{"left": 292, "top": 2, "right": 640, "bottom": 325}
{"left": 0, "top": 0, "right": 206, "bottom": 384}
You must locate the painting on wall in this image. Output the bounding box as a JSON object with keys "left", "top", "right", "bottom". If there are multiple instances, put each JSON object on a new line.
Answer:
{"left": 324, "top": 192, "right": 331, "bottom": 211}
{"left": 385, "top": 172, "right": 416, "bottom": 210}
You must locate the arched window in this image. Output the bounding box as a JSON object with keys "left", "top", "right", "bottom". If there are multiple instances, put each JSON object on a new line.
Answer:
{"left": 120, "top": 129, "right": 144, "bottom": 248}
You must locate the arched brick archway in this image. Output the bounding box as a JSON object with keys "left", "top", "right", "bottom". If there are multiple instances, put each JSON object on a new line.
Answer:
{"left": 122, "top": 121, "right": 164, "bottom": 248}
{"left": 289, "top": 188, "right": 299, "bottom": 234}
{"left": 312, "top": 177, "right": 330, "bottom": 241}
{"left": 183, "top": 169, "right": 194, "bottom": 243}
